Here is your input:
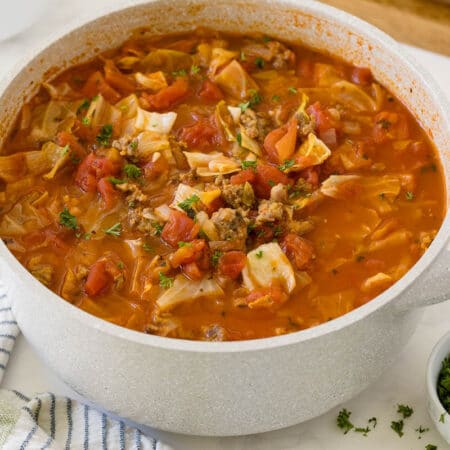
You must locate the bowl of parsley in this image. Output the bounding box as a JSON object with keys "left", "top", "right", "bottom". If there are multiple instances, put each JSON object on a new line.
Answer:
{"left": 427, "top": 330, "right": 450, "bottom": 444}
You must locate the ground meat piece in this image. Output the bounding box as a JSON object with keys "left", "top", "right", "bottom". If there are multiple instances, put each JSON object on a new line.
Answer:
{"left": 112, "top": 136, "right": 137, "bottom": 158}
{"left": 255, "top": 200, "right": 284, "bottom": 225}
{"left": 297, "top": 111, "right": 316, "bottom": 137}
{"left": 61, "top": 264, "right": 89, "bottom": 300}
{"left": 210, "top": 208, "right": 247, "bottom": 250}
{"left": 267, "top": 41, "right": 295, "bottom": 70}
{"left": 178, "top": 168, "right": 200, "bottom": 185}
{"left": 201, "top": 324, "right": 227, "bottom": 341}
{"left": 221, "top": 180, "right": 255, "bottom": 209}
{"left": 270, "top": 183, "right": 289, "bottom": 203}
{"left": 239, "top": 109, "right": 270, "bottom": 142}
{"left": 128, "top": 207, "right": 160, "bottom": 234}
{"left": 116, "top": 182, "right": 148, "bottom": 205}
{"left": 286, "top": 218, "right": 314, "bottom": 235}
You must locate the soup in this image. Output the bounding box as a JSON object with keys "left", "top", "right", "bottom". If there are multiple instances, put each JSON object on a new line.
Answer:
{"left": 0, "top": 29, "right": 445, "bottom": 340}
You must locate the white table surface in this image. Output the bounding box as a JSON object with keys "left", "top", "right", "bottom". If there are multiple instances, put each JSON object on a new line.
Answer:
{"left": 1, "top": 1, "right": 450, "bottom": 449}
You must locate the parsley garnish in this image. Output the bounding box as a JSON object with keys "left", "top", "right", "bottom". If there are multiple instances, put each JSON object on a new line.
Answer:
{"left": 81, "top": 117, "right": 91, "bottom": 126}
{"left": 271, "top": 94, "right": 281, "bottom": 102}
{"left": 178, "top": 194, "right": 200, "bottom": 218}
{"left": 255, "top": 57, "right": 265, "bottom": 69}
{"left": 177, "top": 241, "right": 192, "bottom": 248}
{"left": 425, "top": 445, "right": 437, "bottom": 450}
{"left": 108, "top": 177, "right": 125, "bottom": 185}
{"left": 129, "top": 140, "right": 138, "bottom": 151}
{"left": 337, "top": 409, "right": 354, "bottom": 434}
{"left": 255, "top": 250, "right": 263, "bottom": 258}
{"left": 405, "top": 191, "right": 414, "bottom": 201}
{"left": 241, "top": 160, "right": 257, "bottom": 171}
{"left": 397, "top": 404, "right": 414, "bottom": 418}
{"left": 190, "top": 64, "right": 200, "bottom": 75}
{"left": 238, "top": 101, "right": 250, "bottom": 112}
{"left": 152, "top": 222, "right": 163, "bottom": 236}
{"left": 415, "top": 426, "right": 429, "bottom": 438}
{"left": 273, "top": 225, "right": 282, "bottom": 238}
{"left": 391, "top": 420, "right": 404, "bottom": 437}
{"left": 236, "top": 131, "right": 242, "bottom": 146}
{"left": 124, "top": 163, "right": 142, "bottom": 179}
{"left": 368, "top": 417, "right": 377, "bottom": 428}
{"left": 354, "top": 426, "right": 370, "bottom": 437}
{"left": 356, "top": 255, "right": 365, "bottom": 262}
{"left": 59, "top": 207, "right": 78, "bottom": 230}
{"left": 159, "top": 272, "right": 174, "bottom": 289}
{"left": 268, "top": 180, "right": 276, "bottom": 187}
{"left": 278, "top": 159, "right": 295, "bottom": 171}
{"left": 262, "top": 35, "right": 272, "bottom": 43}
{"left": 104, "top": 223, "right": 122, "bottom": 237}
{"left": 248, "top": 89, "right": 262, "bottom": 108}
{"left": 77, "top": 98, "right": 90, "bottom": 114}
{"left": 172, "top": 69, "right": 187, "bottom": 77}
{"left": 440, "top": 413, "right": 446, "bottom": 423}
{"left": 117, "top": 261, "right": 124, "bottom": 269}
{"left": 211, "top": 250, "right": 223, "bottom": 266}
{"left": 96, "top": 124, "right": 113, "bottom": 146}
{"left": 143, "top": 243, "right": 153, "bottom": 253}
{"left": 288, "top": 86, "right": 298, "bottom": 94}
{"left": 61, "top": 145, "right": 70, "bottom": 156}
{"left": 83, "top": 233, "right": 91, "bottom": 240}
{"left": 437, "top": 355, "right": 450, "bottom": 413}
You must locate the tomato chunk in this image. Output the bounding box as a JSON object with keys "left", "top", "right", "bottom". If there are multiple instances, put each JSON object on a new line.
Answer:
{"left": 198, "top": 79, "right": 224, "bottom": 101}
{"left": 230, "top": 169, "right": 256, "bottom": 185}
{"left": 254, "top": 163, "right": 290, "bottom": 199}
{"left": 264, "top": 116, "right": 298, "bottom": 164}
{"left": 351, "top": 67, "right": 372, "bottom": 86}
{"left": 182, "top": 261, "right": 203, "bottom": 280}
{"left": 161, "top": 210, "right": 200, "bottom": 247}
{"left": 178, "top": 116, "right": 223, "bottom": 151}
{"left": 281, "top": 233, "right": 314, "bottom": 270}
{"left": 246, "top": 285, "right": 288, "bottom": 309}
{"left": 142, "top": 77, "right": 189, "bottom": 111}
{"left": 373, "top": 111, "right": 409, "bottom": 144}
{"left": 75, "top": 153, "right": 122, "bottom": 192}
{"left": 104, "top": 60, "right": 136, "bottom": 93}
{"left": 82, "top": 71, "right": 121, "bottom": 104}
{"left": 85, "top": 260, "right": 113, "bottom": 297}
{"left": 55, "top": 131, "right": 86, "bottom": 160}
{"left": 170, "top": 239, "right": 206, "bottom": 267}
{"left": 307, "top": 102, "right": 336, "bottom": 133}
{"left": 218, "top": 251, "right": 246, "bottom": 280}
{"left": 143, "top": 154, "right": 169, "bottom": 180}
{"left": 97, "top": 177, "right": 119, "bottom": 209}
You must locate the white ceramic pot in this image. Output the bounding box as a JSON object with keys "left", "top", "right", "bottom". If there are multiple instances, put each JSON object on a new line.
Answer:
{"left": 0, "top": 0, "right": 449, "bottom": 437}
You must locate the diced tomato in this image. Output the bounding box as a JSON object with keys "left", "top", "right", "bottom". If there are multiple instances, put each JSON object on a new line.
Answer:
{"left": 307, "top": 102, "right": 336, "bottom": 133}
{"left": 263, "top": 116, "right": 298, "bottom": 163}
{"left": 254, "top": 163, "right": 290, "bottom": 198}
{"left": 170, "top": 239, "right": 206, "bottom": 267}
{"left": 218, "top": 251, "right": 246, "bottom": 279}
{"left": 299, "top": 166, "right": 320, "bottom": 189}
{"left": 198, "top": 79, "right": 224, "bottom": 101}
{"left": 161, "top": 210, "right": 200, "bottom": 247}
{"left": 373, "top": 111, "right": 409, "bottom": 144}
{"left": 182, "top": 261, "right": 203, "bottom": 280}
{"left": 246, "top": 285, "right": 288, "bottom": 308}
{"left": 281, "top": 233, "right": 314, "bottom": 270}
{"left": 82, "top": 71, "right": 121, "bottom": 104}
{"left": 97, "top": 177, "right": 119, "bottom": 209}
{"left": 230, "top": 168, "right": 256, "bottom": 185}
{"left": 297, "top": 58, "right": 314, "bottom": 79}
{"left": 143, "top": 154, "right": 169, "bottom": 180}
{"left": 104, "top": 60, "right": 136, "bottom": 93}
{"left": 75, "top": 153, "right": 122, "bottom": 192}
{"left": 204, "top": 196, "right": 225, "bottom": 215}
{"left": 55, "top": 131, "right": 86, "bottom": 160}
{"left": 141, "top": 77, "right": 189, "bottom": 111}
{"left": 178, "top": 116, "right": 222, "bottom": 151}
{"left": 351, "top": 67, "right": 373, "bottom": 86}
{"left": 85, "top": 260, "right": 113, "bottom": 297}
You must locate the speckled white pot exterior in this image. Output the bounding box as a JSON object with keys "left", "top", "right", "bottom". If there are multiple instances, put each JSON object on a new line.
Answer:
{"left": 0, "top": 0, "right": 449, "bottom": 437}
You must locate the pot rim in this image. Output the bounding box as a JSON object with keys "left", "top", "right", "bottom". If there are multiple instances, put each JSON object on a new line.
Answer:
{"left": 1, "top": 0, "right": 449, "bottom": 353}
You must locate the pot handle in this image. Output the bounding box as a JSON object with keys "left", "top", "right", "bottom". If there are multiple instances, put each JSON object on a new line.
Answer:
{"left": 397, "top": 243, "right": 450, "bottom": 310}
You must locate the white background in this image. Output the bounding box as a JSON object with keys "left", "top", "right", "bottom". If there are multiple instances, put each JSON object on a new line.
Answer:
{"left": 1, "top": 1, "right": 450, "bottom": 448}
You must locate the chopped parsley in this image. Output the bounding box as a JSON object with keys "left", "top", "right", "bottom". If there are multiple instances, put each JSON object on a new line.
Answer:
{"left": 236, "top": 131, "right": 242, "bottom": 146}
{"left": 124, "top": 163, "right": 142, "bottom": 179}
{"left": 241, "top": 160, "right": 257, "bottom": 171}
{"left": 108, "top": 177, "right": 125, "bottom": 185}
{"left": 178, "top": 194, "right": 200, "bottom": 219}
{"left": 271, "top": 94, "right": 281, "bottom": 102}
{"left": 104, "top": 223, "right": 122, "bottom": 237}
{"left": 159, "top": 272, "right": 174, "bottom": 289}
{"left": 152, "top": 222, "right": 163, "bottom": 236}
{"left": 117, "top": 261, "right": 124, "bottom": 269}
{"left": 61, "top": 144, "right": 70, "bottom": 156}
{"left": 278, "top": 159, "right": 295, "bottom": 172}
{"left": 262, "top": 35, "right": 272, "bottom": 43}
{"left": 397, "top": 404, "right": 414, "bottom": 418}
{"left": 337, "top": 409, "right": 354, "bottom": 434}
{"left": 238, "top": 101, "right": 250, "bottom": 112}
{"left": 248, "top": 89, "right": 262, "bottom": 108}
{"left": 129, "top": 140, "right": 138, "bottom": 151}
{"left": 143, "top": 243, "right": 153, "bottom": 253}
{"left": 273, "top": 225, "right": 282, "bottom": 238}
{"left": 81, "top": 117, "right": 91, "bottom": 126}
{"left": 354, "top": 426, "right": 370, "bottom": 437}
{"left": 391, "top": 420, "right": 404, "bottom": 437}
{"left": 211, "top": 250, "right": 223, "bottom": 266}
{"left": 255, "top": 250, "right": 264, "bottom": 258}
{"left": 288, "top": 86, "right": 298, "bottom": 94}
{"left": 178, "top": 241, "right": 192, "bottom": 248}
{"left": 405, "top": 191, "right": 415, "bottom": 201}
{"left": 59, "top": 207, "right": 78, "bottom": 230}
{"left": 437, "top": 354, "right": 450, "bottom": 413}
{"left": 356, "top": 254, "right": 365, "bottom": 262}
{"left": 77, "top": 98, "right": 90, "bottom": 114}
{"left": 172, "top": 69, "right": 187, "bottom": 77}
{"left": 368, "top": 417, "right": 377, "bottom": 428}
{"left": 268, "top": 180, "right": 276, "bottom": 187}
{"left": 255, "top": 57, "right": 265, "bottom": 69}
{"left": 377, "top": 118, "right": 391, "bottom": 130}
{"left": 96, "top": 124, "right": 113, "bottom": 146}
{"left": 190, "top": 64, "right": 200, "bottom": 75}
{"left": 83, "top": 233, "right": 91, "bottom": 240}
{"left": 425, "top": 445, "right": 437, "bottom": 450}
{"left": 439, "top": 413, "right": 446, "bottom": 423}
{"left": 415, "top": 426, "right": 429, "bottom": 438}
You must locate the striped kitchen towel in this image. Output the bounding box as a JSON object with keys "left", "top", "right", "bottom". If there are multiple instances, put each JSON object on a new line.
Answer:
{"left": 0, "top": 284, "right": 174, "bottom": 449}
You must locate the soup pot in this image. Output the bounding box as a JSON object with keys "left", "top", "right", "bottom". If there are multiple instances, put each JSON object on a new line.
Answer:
{"left": 0, "top": 0, "right": 449, "bottom": 437}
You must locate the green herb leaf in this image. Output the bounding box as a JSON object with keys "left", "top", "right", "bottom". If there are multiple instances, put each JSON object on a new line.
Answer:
{"left": 438, "top": 355, "right": 450, "bottom": 414}
{"left": 104, "top": 222, "right": 122, "bottom": 237}
{"left": 159, "top": 272, "right": 174, "bottom": 289}
{"left": 278, "top": 159, "right": 295, "bottom": 172}
{"left": 236, "top": 131, "right": 242, "bottom": 146}
{"left": 61, "top": 144, "right": 70, "bottom": 156}
{"left": 211, "top": 250, "right": 223, "bottom": 266}
{"left": 255, "top": 250, "right": 264, "bottom": 258}
{"left": 354, "top": 426, "right": 370, "bottom": 437}
{"left": 190, "top": 64, "right": 200, "bottom": 75}
{"left": 108, "top": 177, "right": 126, "bottom": 185}
{"left": 129, "top": 140, "right": 138, "bottom": 151}
{"left": 238, "top": 101, "right": 250, "bottom": 112}
{"left": 178, "top": 241, "right": 192, "bottom": 248}
{"left": 255, "top": 57, "right": 265, "bottom": 69}
{"left": 262, "top": 35, "right": 272, "bottom": 43}
{"left": 337, "top": 409, "right": 354, "bottom": 434}
{"left": 178, "top": 194, "right": 200, "bottom": 219}
{"left": 368, "top": 417, "right": 377, "bottom": 428}
{"left": 268, "top": 180, "right": 276, "bottom": 187}
{"left": 59, "top": 207, "right": 78, "bottom": 230}
{"left": 172, "top": 69, "right": 187, "bottom": 77}
{"left": 152, "top": 222, "right": 163, "bottom": 236}
{"left": 273, "top": 225, "right": 282, "bottom": 238}
{"left": 143, "top": 242, "right": 153, "bottom": 253}
{"left": 240, "top": 51, "right": 246, "bottom": 61}
{"left": 81, "top": 117, "right": 91, "bottom": 126}
{"left": 248, "top": 89, "right": 262, "bottom": 108}
{"left": 241, "top": 160, "right": 257, "bottom": 171}
{"left": 397, "top": 404, "right": 414, "bottom": 418}
{"left": 271, "top": 94, "right": 281, "bottom": 102}
{"left": 405, "top": 191, "right": 415, "bottom": 201}
{"left": 77, "top": 98, "right": 91, "bottom": 114}
{"left": 117, "top": 261, "right": 124, "bottom": 269}
{"left": 425, "top": 445, "right": 437, "bottom": 450}
{"left": 391, "top": 420, "right": 404, "bottom": 437}
{"left": 124, "top": 163, "right": 142, "bottom": 179}
{"left": 96, "top": 124, "right": 113, "bottom": 146}
{"left": 288, "top": 86, "right": 298, "bottom": 94}
{"left": 83, "top": 233, "right": 92, "bottom": 240}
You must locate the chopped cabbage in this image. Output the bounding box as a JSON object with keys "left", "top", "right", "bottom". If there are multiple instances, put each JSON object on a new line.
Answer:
{"left": 331, "top": 80, "right": 376, "bottom": 112}
{"left": 314, "top": 63, "right": 343, "bottom": 87}
{"left": 208, "top": 48, "right": 238, "bottom": 78}
{"left": 361, "top": 272, "right": 393, "bottom": 293}
{"left": 141, "top": 49, "right": 192, "bottom": 73}
{"left": 157, "top": 275, "right": 224, "bottom": 311}
{"left": 227, "top": 106, "right": 242, "bottom": 124}
{"left": 134, "top": 71, "right": 168, "bottom": 91}
{"left": 85, "top": 94, "right": 121, "bottom": 128}
{"left": 213, "top": 60, "right": 259, "bottom": 100}
{"left": 320, "top": 175, "right": 361, "bottom": 199}
{"left": 242, "top": 242, "right": 296, "bottom": 294}
{"left": 116, "top": 94, "right": 139, "bottom": 120}
{"left": 239, "top": 127, "right": 262, "bottom": 156}
{"left": 215, "top": 101, "right": 236, "bottom": 141}
{"left": 134, "top": 108, "right": 177, "bottom": 134}
{"left": 42, "top": 142, "right": 70, "bottom": 180}
{"left": 170, "top": 183, "right": 221, "bottom": 211}
{"left": 293, "top": 133, "right": 331, "bottom": 170}
{"left": 183, "top": 151, "right": 240, "bottom": 176}
{"left": 195, "top": 211, "right": 220, "bottom": 241}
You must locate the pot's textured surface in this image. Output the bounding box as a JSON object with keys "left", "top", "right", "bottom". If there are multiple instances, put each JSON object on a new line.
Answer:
{"left": 0, "top": 0, "right": 449, "bottom": 436}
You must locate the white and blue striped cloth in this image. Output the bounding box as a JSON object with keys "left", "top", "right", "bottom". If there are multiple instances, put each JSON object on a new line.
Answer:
{"left": 0, "top": 285, "right": 173, "bottom": 449}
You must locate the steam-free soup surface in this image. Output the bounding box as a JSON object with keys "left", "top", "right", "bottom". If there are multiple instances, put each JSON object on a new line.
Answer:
{"left": 0, "top": 29, "right": 445, "bottom": 340}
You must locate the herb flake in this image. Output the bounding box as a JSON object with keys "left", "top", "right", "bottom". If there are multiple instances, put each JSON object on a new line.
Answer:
{"left": 278, "top": 159, "right": 295, "bottom": 172}
{"left": 96, "top": 124, "right": 113, "bottom": 146}
{"left": 391, "top": 420, "right": 404, "bottom": 437}
{"left": 104, "top": 223, "right": 122, "bottom": 237}
{"left": 59, "top": 207, "right": 78, "bottom": 230}
{"left": 159, "top": 272, "right": 174, "bottom": 289}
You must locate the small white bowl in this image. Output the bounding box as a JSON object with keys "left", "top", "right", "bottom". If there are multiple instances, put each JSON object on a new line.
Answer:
{"left": 427, "top": 330, "right": 450, "bottom": 444}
